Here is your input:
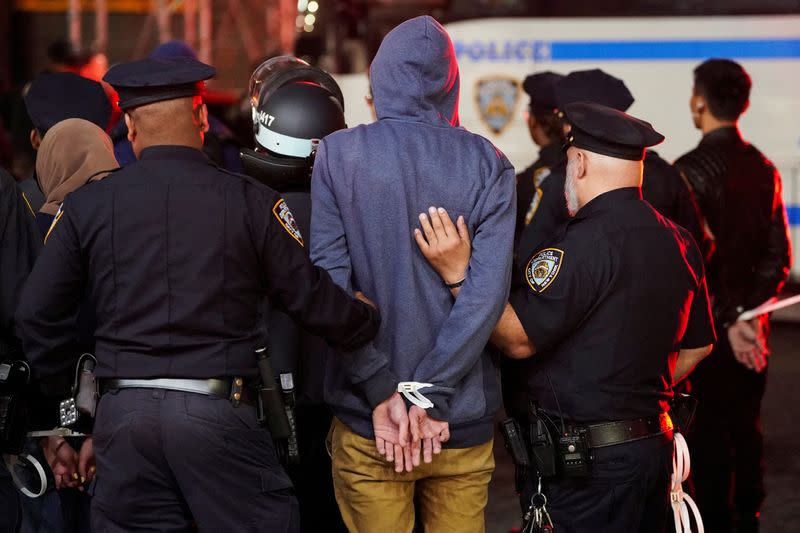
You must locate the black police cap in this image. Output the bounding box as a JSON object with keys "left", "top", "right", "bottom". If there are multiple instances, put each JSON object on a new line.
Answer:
{"left": 555, "top": 69, "right": 634, "bottom": 112}
{"left": 563, "top": 102, "right": 664, "bottom": 161}
{"left": 522, "top": 71, "right": 564, "bottom": 113}
{"left": 24, "top": 72, "right": 112, "bottom": 134}
{"left": 103, "top": 57, "right": 216, "bottom": 110}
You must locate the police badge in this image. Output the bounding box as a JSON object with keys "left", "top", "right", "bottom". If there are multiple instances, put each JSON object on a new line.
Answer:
{"left": 525, "top": 248, "right": 564, "bottom": 293}
{"left": 475, "top": 76, "right": 521, "bottom": 135}
{"left": 272, "top": 199, "right": 304, "bottom": 246}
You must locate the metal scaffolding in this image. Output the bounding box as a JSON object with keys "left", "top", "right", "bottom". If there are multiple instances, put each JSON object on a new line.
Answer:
{"left": 66, "top": 0, "right": 295, "bottom": 63}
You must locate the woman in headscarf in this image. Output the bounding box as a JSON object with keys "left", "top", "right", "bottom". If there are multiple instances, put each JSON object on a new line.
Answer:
{"left": 24, "top": 118, "right": 117, "bottom": 533}
{"left": 35, "top": 118, "right": 118, "bottom": 238}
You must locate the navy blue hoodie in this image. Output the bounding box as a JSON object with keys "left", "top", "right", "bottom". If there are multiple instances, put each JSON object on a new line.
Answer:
{"left": 310, "top": 16, "right": 516, "bottom": 447}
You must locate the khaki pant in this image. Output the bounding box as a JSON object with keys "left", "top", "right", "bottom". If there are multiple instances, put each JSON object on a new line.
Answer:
{"left": 330, "top": 418, "right": 495, "bottom": 533}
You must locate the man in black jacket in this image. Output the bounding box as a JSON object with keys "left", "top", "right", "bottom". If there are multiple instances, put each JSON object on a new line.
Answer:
{"left": 675, "top": 58, "right": 792, "bottom": 533}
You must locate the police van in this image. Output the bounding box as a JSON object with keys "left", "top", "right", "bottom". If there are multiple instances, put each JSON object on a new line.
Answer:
{"left": 335, "top": 15, "right": 800, "bottom": 279}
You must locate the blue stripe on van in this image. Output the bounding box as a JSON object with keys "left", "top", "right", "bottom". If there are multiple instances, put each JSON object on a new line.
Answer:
{"left": 550, "top": 39, "right": 800, "bottom": 61}
{"left": 786, "top": 206, "right": 800, "bottom": 226}
{"left": 453, "top": 39, "right": 800, "bottom": 62}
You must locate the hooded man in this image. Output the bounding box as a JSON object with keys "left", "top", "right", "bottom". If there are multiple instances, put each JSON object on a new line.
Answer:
{"left": 310, "top": 16, "right": 515, "bottom": 533}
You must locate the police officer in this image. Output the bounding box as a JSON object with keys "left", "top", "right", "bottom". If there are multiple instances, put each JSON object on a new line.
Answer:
{"left": 515, "top": 72, "right": 565, "bottom": 248}
{"left": 241, "top": 56, "right": 349, "bottom": 533}
{"left": 21, "top": 71, "right": 113, "bottom": 212}
{"left": 415, "top": 102, "right": 716, "bottom": 532}
{"left": 111, "top": 40, "right": 244, "bottom": 173}
{"left": 15, "top": 56, "right": 381, "bottom": 532}
{"left": 516, "top": 69, "right": 708, "bottom": 265}
{"left": 675, "top": 59, "right": 792, "bottom": 533}
{"left": 504, "top": 72, "right": 565, "bottom": 477}
{"left": 0, "top": 167, "right": 40, "bottom": 533}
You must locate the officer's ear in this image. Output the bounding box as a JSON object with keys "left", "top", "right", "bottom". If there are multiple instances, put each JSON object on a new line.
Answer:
{"left": 29, "top": 129, "right": 41, "bottom": 150}
{"left": 192, "top": 99, "right": 210, "bottom": 134}
{"left": 574, "top": 150, "right": 588, "bottom": 180}
{"left": 124, "top": 112, "right": 137, "bottom": 143}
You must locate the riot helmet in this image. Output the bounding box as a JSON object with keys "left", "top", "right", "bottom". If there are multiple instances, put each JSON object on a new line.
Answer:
{"left": 241, "top": 56, "right": 345, "bottom": 190}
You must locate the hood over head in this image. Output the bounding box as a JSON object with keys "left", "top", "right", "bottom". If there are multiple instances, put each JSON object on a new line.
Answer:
{"left": 370, "top": 16, "right": 459, "bottom": 127}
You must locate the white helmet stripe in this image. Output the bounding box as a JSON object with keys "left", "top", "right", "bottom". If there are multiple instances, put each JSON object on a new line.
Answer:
{"left": 255, "top": 126, "right": 316, "bottom": 158}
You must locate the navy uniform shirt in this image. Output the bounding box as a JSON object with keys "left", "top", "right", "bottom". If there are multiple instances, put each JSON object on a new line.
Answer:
{"left": 0, "top": 168, "right": 40, "bottom": 357}
{"left": 515, "top": 151, "right": 707, "bottom": 270}
{"left": 515, "top": 142, "right": 565, "bottom": 240}
{"left": 16, "top": 145, "right": 380, "bottom": 379}
{"left": 510, "top": 187, "right": 715, "bottom": 422}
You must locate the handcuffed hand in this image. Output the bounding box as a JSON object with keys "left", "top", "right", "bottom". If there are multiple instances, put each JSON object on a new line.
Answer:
{"left": 409, "top": 405, "right": 450, "bottom": 466}
{"left": 77, "top": 437, "right": 96, "bottom": 489}
{"left": 42, "top": 436, "right": 95, "bottom": 491}
{"left": 372, "top": 392, "right": 413, "bottom": 473}
{"left": 42, "top": 436, "right": 79, "bottom": 490}
{"left": 728, "top": 318, "right": 768, "bottom": 373}
{"left": 414, "top": 207, "right": 471, "bottom": 286}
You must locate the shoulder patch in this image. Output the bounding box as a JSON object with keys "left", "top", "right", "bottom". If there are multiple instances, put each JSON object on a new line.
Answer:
{"left": 272, "top": 199, "right": 304, "bottom": 246}
{"left": 524, "top": 248, "right": 564, "bottom": 293}
{"left": 44, "top": 204, "right": 64, "bottom": 244}
{"left": 532, "top": 166, "right": 551, "bottom": 187}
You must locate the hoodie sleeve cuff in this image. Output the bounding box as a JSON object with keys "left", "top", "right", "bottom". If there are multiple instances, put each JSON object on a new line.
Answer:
{"left": 357, "top": 366, "right": 400, "bottom": 409}
{"left": 423, "top": 392, "right": 451, "bottom": 422}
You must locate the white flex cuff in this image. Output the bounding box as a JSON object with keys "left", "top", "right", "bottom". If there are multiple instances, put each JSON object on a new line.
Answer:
{"left": 397, "top": 382, "right": 435, "bottom": 409}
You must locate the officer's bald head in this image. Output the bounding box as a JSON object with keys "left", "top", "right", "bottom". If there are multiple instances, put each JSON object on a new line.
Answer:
{"left": 565, "top": 147, "right": 643, "bottom": 216}
{"left": 124, "top": 96, "right": 209, "bottom": 158}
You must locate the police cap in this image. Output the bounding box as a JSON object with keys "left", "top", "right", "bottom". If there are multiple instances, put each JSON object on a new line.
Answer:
{"left": 555, "top": 69, "right": 634, "bottom": 112}
{"left": 103, "top": 57, "right": 216, "bottom": 110}
{"left": 24, "top": 72, "right": 112, "bottom": 134}
{"left": 563, "top": 102, "right": 664, "bottom": 161}
{"left": 522, "top": 71, "right": 564, "bottom": 113}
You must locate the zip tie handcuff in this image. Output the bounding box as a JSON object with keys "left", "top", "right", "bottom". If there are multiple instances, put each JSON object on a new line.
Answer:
{"left": 396, "top": 382, "right": 434, "bottom": 409}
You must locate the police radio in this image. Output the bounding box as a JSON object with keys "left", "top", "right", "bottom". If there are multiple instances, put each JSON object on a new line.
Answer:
{"left": 542, "top": 373, "right": 593, "bottom": 478}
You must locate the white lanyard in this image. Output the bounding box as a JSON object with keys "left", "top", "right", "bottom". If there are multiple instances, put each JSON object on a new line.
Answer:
{"left": 671, "top": 432, "right": 705, "bottom": 533}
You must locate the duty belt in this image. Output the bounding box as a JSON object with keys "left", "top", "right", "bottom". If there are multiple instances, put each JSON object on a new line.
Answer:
{"left": 103, "top": 377, "right": 253, "bottom": 406}
{"left": 585, "top": 412, "right": 673, "bottom": 448}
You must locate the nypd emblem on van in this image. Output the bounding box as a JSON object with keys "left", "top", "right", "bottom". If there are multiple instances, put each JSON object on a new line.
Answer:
{"left": 475, "top": 76, "right": 520, "bottom": 135}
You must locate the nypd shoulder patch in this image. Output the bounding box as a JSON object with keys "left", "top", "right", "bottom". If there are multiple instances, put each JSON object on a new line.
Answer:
{"left": 44, "top": 204, "right": 64, "bottom": 244}
{"left": 272, "top": 199, "right": 304, "bottom": 246}
{"left": 525, "top": 248, "right": 564, "bottom": 293}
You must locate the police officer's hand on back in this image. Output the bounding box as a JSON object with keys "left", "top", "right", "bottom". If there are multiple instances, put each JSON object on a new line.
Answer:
{"left": 414, "top": 207, "right": 472, "bottom": 287}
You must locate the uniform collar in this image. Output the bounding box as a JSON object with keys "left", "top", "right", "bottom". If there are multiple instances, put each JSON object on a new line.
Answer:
{"left": 574, "top": 187, "right": 643, "bottom": 220}
{"left": 138, "top": 145, "right": 211, "bottom": 164}
{"left": 539, "top": 142, "right": 565, "bottom": 166}
{"left": 700, "top": 125, "right": 742, "bottom": 146}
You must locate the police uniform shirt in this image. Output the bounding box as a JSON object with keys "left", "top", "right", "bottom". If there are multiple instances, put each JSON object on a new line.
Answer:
{"left": 509, "top": 187, "right": 716, "bottom": 422}
{"left": 514, "top": 160, "right": 567, "bottom": 270}
{"left": 515, "top": 142, "right": 565, "bottom": 238}
{"left": 16, "top": 145, "right": 379, "bottom": 379}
